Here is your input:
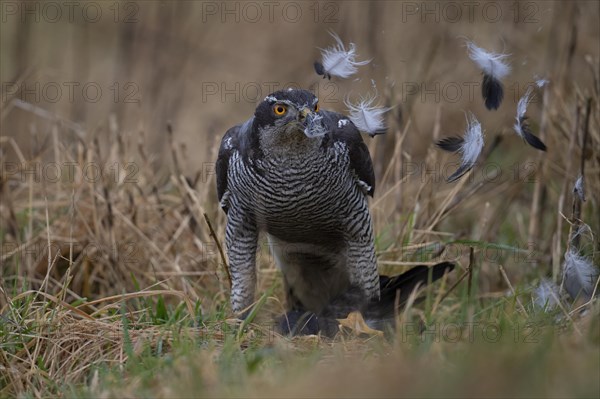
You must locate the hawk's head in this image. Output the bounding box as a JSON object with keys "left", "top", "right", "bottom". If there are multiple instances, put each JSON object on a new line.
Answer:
{"left": 253, "top": 89, "right": 326, "bottom": 152}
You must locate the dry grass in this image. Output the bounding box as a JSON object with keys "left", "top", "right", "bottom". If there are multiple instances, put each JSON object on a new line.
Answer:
{"left": 1, "top": 1, "right": 600, "bottom": 398}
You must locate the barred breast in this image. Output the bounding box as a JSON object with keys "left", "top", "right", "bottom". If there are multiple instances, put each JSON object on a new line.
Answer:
{"left": 227, "top": 141, "right": 371, "bottom": 244}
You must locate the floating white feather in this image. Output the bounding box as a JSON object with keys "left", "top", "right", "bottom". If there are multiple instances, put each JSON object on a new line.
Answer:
{"left": 562, "top": 249, "right": 599, "bottom": 301}
{"left": 460, "top": 112, "right": 484, "bottom": 166}
{"left": 513, "top": 87, "right": 533, "bottom": 138}
{"left": 511, "top": 86, "right": 547, "bottom": 151}
{"left": 435, "top": 112, "right": 484, "bottom": 182}
{"left": 319, "top": 31, "right": 370, "bottom": 79}
{"left": 466, "top": 41, "right": 511, "bottom": 80}
{"left": 344, "top": 95, "right": 389, "bottom": 137}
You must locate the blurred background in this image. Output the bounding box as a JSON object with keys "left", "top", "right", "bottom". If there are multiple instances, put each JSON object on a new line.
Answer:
{"left": 1, "top": 2, "right": 599, "bottom": 397}
{"left": 1, "top": 0, "right": 599, "bottom": 305}
{"left": 2, "top": 0, "right": 597, "bottom": 164}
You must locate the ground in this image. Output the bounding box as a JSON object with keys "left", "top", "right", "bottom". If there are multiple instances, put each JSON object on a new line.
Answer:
{"left": 1, "top": 1, "right": 599, "bottom": 398}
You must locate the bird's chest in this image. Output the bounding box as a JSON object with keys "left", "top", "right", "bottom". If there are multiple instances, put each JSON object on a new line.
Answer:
{"left": 257, "top": 150, "right": 348, "bottom": 207}
{"left": 230, "top": 146, "right": 354, "bottom": 224}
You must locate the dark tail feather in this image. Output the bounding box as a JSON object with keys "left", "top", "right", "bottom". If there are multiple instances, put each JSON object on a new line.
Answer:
{"left": 278, "top": 263, "right": 455, "bottom": 337}
{"left": 447, "top": 162, "right": 474, "bottom": 183}
{"left": 368, "top": 128, "right": 388, "bottom": 138}
{"left": 436, "top": 136, "right": 473, "bottom": 182}
{"left": 482, "top": 74, "right": 504, "bottom": 110}
{"left": 520, "top": 118, "right": 547, "bottom": 151}
{"left": 436, "top": 136, "right": 464, "bottom": 153}
{"left": 314, "top": 61, "right": 325, "bottom": 76}
{"left": 313, "top": 61, "right": 331, "bottom": 80}
{"left": 365, "top": 262, "right": 455, "bottom": 322}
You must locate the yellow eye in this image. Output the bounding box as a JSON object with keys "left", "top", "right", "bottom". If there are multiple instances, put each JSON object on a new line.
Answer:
{"left": 273, "top": 104, "right": 287, "bottom": 115}
{"left": 315, "top": 102, "right": 320, "bottom": 112}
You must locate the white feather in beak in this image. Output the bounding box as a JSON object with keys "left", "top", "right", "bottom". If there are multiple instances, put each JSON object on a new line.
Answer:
{"left": 303, "top": 112, "right": 327, "bottom": 138}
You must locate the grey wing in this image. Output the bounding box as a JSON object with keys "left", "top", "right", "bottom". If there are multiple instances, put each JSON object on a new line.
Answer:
{"left": 321, "top": 111, "right": 376, "bottom": 196}
{"left": 216, "top": 118, "right": 254, "bottom": 212}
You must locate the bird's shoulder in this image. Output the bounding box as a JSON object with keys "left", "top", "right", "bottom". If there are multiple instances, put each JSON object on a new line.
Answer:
{"left": 321, "top": 111, "right": 376, "bottom": 196}
{"left": 216, "top": 117, "right": 255, "bottom": 210}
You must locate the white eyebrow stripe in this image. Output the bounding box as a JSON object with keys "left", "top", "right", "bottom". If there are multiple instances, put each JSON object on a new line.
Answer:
{"left": 265, "top": 95, "right": 318, "bottom": 108}
{"left": 282, "top": 99, "right": 310, "bottom": 108}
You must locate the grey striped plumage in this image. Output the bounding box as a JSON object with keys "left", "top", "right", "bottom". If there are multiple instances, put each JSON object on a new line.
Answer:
{"left": 217, "top": 89, "right": 379, "bottom": 318}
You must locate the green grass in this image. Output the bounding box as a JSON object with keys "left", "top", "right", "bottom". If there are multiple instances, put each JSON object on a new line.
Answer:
{"left": 2, "top": 265, "right": 598, "bottom": 398}
{"left": 2, "top": 2, "right": 599, "bottom": 396}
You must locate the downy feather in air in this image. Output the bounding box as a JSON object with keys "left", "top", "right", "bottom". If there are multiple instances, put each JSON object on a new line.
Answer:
{"left": 314, "top": 31, "right": 370, "bottom": 80}
{"left": 436, "top": 112, "right": 484, "bottom": 182}
{"left": 344, "top": 94, "right": 389, "bottom": 137}
{"left": 466, "top": 41, "right": 510, "bottom": 110}
{"left": 513, "top": 87, "right": 547, "bottom": 151}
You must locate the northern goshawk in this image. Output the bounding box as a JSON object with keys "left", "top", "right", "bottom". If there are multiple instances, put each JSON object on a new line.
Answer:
{"left": 216, "top": 89, "right": 453, "bottom": 335}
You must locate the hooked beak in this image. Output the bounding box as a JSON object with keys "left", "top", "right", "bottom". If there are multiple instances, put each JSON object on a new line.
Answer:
{"left": 301, "top": 108, "right": 327, "bottom": 138}
{"left": 298, "top": 107, "right": 312, "bottom": 125}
